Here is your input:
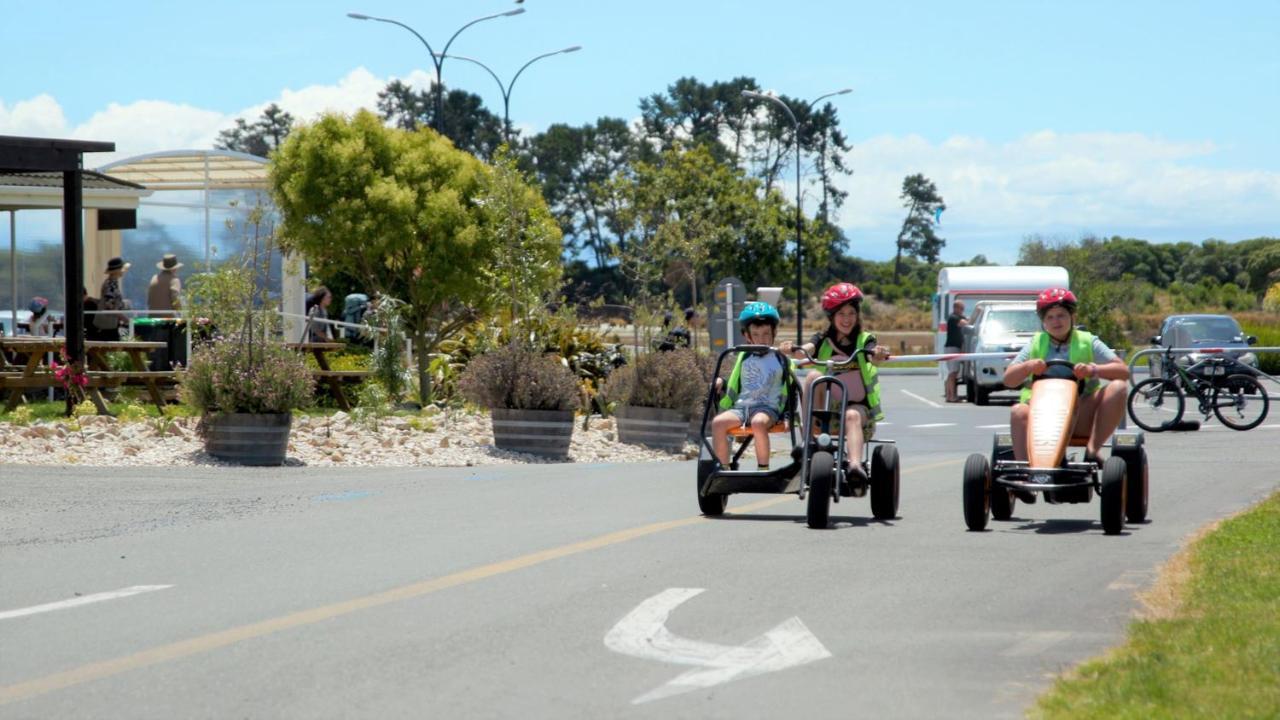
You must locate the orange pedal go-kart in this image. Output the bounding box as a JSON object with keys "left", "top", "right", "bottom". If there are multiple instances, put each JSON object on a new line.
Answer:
{"left": 962, "top": 359, "right": 1149, "bottom": 535}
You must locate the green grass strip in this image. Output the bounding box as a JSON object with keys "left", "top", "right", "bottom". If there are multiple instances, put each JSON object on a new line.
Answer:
{"left": 1034, "top": 491, "right": 1280, "bottom": 719}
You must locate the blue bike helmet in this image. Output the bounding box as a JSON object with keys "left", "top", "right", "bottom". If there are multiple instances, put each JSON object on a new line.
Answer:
{"left": 738, "top": 301, "right": 780, "bottom": 333}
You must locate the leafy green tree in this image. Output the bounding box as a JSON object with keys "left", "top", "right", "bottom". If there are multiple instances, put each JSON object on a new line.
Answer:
{"left": 214, "top": 103, "right": 295, "bottom": 158}
{"left": 376, "top": 80, "right": 505, "bottom": 160}
{"left": 270, "top": 110, "right": 555, "bottom": 403}
{"left": 478, "top": 148, "right": 564, "bottom": 325}
{"left": 893, "top": 174, "right": 946, "bottom": 281}
{"left": 525, "top": 118, "right": 640, "bottom": 268}
{"left": 614, "top": 144, "right": 791, "bottom": 305}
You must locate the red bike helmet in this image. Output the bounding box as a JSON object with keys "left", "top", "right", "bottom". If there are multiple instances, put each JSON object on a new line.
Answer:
{"left": 821, "top": 283, "right": 863, "bottom": 314}
{"left": 1036, "top": 287, "right": 1077, "bottom": 316}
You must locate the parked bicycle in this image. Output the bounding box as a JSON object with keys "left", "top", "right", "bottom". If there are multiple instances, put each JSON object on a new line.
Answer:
{"left": 1127, "top": 346, "right": 1269, "bottom": 431}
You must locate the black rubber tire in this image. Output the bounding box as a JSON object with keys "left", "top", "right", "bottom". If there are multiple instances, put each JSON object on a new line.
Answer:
{"left": 1100, "top": 457, "right": 1127, "bottom": 535}
{"left": 964, "top": 370, "right": 975, "bottom": 403}
{"left": 870, "top": 444, "right": 900, "bottom": 520}
{"left": 962, "top": 453, "right": 991, "bottom": 531}
{"left": 1213, "top": 374, "right": 1269, "bottom": 431}
{"left": 1127, "top": 378, "right": 1184, "bottom": 432}
{"left": 806, "top": 451, "right": 835, "bottom": 529}
{"left": 1122, "top": 447, "right": 1149, "bottom": 524}
{"left": 696, "top": 459, "right": 727, "bottom": 516}
{"left": 975, "top": 386, "right": 990, "bottom": 406}
{"left": 990, "top": 480, "right": 1015, "bottom": 520}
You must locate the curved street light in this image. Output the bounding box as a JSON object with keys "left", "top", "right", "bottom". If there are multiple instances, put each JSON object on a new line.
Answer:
{"left": 741, "top": 88, "right": 852, "bottom": 343}
{"left": 436, "top": 46, "right": 582, "bottom": 145}
{"left": 347, "top": 9, "right": 525, "bottom": 132}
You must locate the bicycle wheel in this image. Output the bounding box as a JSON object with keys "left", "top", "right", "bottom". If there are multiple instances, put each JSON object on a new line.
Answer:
{"left": 1213, "top": 374, "right": 1269, "bottom": 431}
{"left": 1127, "top": 378, "right": 1184, "bottom": 432}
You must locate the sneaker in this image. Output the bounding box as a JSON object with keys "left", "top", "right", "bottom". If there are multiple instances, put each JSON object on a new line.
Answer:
{"left": 1082, "top": 451, "right": 1103, "bottom": 468}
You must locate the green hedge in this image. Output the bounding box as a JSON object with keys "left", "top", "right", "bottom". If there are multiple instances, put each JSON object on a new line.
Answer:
{"left": 1241, "top": 321, "right": 1280, "bottom": 375}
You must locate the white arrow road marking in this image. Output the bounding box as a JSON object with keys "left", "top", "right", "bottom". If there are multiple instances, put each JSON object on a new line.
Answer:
{"left": 0, "top": 585, "right": 173, "bottom": 621}
{"left": 900, "top": 389, "right": 943, "bottom": 408}
{"left": 604, "top": 588, "right": 831, "bottom": 704}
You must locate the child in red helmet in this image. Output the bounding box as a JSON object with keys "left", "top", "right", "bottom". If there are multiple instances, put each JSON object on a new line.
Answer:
{"left": 1003, "top": 287, "right": 1129, "bottom": 499}
{"left": 780, "top": 282, "right": 890, "bottom": 478}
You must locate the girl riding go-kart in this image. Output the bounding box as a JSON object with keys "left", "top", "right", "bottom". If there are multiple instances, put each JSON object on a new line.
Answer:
{"left": 963, "top": 287, "right": 1149, "bottom": 535}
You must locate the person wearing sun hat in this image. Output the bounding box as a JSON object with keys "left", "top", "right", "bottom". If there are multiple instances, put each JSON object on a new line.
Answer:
{"left": 27, "top": 296, "right": 55, "bottom": 336}
{"left": 95, "top": 256, "right": 131, "bottom": 341}
{"left": 147, "top": 253, "right": 183, "bottom": 318}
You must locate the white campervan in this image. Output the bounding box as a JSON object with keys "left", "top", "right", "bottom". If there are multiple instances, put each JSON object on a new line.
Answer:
{"left": 933, "top": 265, "right": 1069, "bottom": 357}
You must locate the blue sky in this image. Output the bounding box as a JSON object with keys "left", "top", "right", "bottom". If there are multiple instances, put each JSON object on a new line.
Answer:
{"left": 3, "top": 0, "right": 1278, "bottom": 263}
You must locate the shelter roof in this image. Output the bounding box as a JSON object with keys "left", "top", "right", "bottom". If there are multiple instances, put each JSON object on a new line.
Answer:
{"left": 97, "top": 149, "right": 269, "bottom": 191}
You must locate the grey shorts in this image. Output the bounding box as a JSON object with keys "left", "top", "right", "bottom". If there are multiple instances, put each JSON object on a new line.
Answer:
{"left": 944, "top": 346, "right": 962, "bottom": 373}
{"left": 732, "top": 405, "right": 781, "bottom": 427}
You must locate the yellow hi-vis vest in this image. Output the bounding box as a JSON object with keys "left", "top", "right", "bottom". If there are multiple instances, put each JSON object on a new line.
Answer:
{"left": 1019, "top": 330, "right": 1101, "bottom": 404}
{"left": 816, "top": 331, "right": 884, "bottom": 422}
{"left": 719, "top": 350, "right": 795, "bottom": 412}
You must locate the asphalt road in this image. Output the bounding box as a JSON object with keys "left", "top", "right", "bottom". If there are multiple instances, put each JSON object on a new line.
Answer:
{"left": 2, "top": 373, "right": 1277, "bottom": 719}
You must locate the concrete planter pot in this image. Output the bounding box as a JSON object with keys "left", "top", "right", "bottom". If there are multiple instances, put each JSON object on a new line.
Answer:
{"left": 203, "top": 412, "right": 292, "bottom": 466}
{"left": 490, "top": 408, "right": 574, "bottom": 458}
{"left": 615, "top": 405, "right": 691, "bottom": 452}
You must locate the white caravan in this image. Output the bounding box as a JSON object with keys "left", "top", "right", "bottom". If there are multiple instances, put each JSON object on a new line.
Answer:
{"left": 933, "top": 265, "right": 1070, "bottom": 357}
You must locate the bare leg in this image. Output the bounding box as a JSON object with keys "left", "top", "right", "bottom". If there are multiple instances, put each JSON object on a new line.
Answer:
{"left": 750, "top": 413, "right": 773, "bottom": 466}
{"left": 711, "top": 410, "right": 741, "bottom": 465}
{"left": 1088, "top": 382, "right": 1127, "bottom": 457}
{"left": 1011, "top": 402, "right": 1030, "bottom": 461}
{"left": 946, "top": 371, "right": 958, "bottom": 402}
{"left": 844, "top": 406, "right": 866, "bottom": 469}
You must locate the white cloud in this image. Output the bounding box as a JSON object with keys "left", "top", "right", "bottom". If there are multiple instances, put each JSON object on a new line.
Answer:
{"left": 0, "top": 68, "right": 434, "bottom": 168}
{"left": 834, "top": 131, "right": 1280, "bottom": 258}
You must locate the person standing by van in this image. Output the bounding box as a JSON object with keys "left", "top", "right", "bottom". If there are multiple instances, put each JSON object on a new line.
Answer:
{"left": 944, "top": 300, "right": 969, "bottom": 402}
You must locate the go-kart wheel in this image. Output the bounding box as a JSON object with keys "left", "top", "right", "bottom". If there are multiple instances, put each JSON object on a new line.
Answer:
{"left": 990, "top": 480, "right": 1015, "bottom": 520}
{"left": 964, "top": 372, "right": 975, "bottom": 403}
{"left": 806, "top": 451, "right": 835, "bottom": 529}
{"left": 696, "top": 459, "right": 727, "bottom": 516}
{"left": 974, "top": 386, "right": 991, "bottom": 406}
{"left": 1100, "top": 457, "right": 1127, "bottom": 535}
{"left": 870, "top": 444, "right": 900, "bottom": 520}
{"left": 962, "top": 453, "right": 991, "bottom": 531}
{"left": 1121, "top": 447, "right": 1149, "bottom": 523}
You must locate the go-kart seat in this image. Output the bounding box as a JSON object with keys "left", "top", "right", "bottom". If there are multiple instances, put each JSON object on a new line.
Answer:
{"left": 727, "top": 420, "right": 789, "bottom": 438}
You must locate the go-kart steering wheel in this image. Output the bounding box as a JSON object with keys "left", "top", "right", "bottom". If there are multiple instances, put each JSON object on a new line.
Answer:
{"left": 1033, "top": 358, "right": 1083, "bottom": 383}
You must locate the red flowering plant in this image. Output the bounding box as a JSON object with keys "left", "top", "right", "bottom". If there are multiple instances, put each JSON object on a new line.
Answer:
{"left": 49, "top": 349, "right": 89, "bottom": 403}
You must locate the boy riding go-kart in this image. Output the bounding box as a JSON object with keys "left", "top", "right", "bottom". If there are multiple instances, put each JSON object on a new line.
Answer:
{"left": 962, "top": 287, "right": 1149, "bottom": 535}
{"left": 696, "top": 297, "right": 901, "bottom": 529}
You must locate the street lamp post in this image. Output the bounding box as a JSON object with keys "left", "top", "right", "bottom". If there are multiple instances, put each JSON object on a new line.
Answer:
{"left": 741, "top": 88, "right": 851, "bottom": 343}
{"left": 347, "top": 9, "right": 525, "bottom": 132}
{"left": 436, "top": 46, "right": 582, "bottom": 146}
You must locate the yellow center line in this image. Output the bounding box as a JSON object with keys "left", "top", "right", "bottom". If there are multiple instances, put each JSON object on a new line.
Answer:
{"left": 0, "top": 457, "right": 962, "bottom": 705}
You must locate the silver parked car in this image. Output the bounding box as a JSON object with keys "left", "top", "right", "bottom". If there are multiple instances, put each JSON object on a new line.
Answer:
{"left": 961, "top": 301, "right": 1040, "bottom": 405}
{"left": 1148, "top": 314, "right": 1259, "bottom": 378}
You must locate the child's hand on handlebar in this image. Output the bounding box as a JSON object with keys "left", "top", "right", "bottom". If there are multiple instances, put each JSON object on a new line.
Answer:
{"left": 871, "top": 345, "right": 891, "bottom": 361}
{"left": 778, "top": 340, "right": 796, "bottom": 356}
{"left": 1073, "top": 362, "right": 1098, "bottom": 380}
{"left": 1025, "top": 359, "right": 1047, "bottom": 375}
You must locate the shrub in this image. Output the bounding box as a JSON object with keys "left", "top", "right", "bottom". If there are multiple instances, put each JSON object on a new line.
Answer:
{"left": 457, "top": 344, "right": 581, "bottom": 411}
{"left": 599, "top": 349, "right": 705, "bottom": 413}
{"left": 1241, "top": 321, "right": 1280, "bottom": 375}
{"left": 181, "top": 336, "right": 314, "bottom": 415}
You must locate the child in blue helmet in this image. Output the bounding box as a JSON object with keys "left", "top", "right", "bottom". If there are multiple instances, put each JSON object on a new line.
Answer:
{"left": 711, "top": 301, "right": 793, "bottom": 470}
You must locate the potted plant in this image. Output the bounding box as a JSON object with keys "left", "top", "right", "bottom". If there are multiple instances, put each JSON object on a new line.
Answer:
{"left": 601, "top": 348, "right": 704, "bottom": 452}
{"left": 179, "top": 202, "right": 313, "bottom": 466}
{"left": 457, "top": 344, "right": 581, "bottom": 458}
{"left": 181, "top": 335, "right": 314, "bottom": 465}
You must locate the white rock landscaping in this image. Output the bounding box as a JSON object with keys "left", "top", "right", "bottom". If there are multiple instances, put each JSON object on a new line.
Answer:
{"left": 0, "top": 411, "right": 697, "bottom": 467}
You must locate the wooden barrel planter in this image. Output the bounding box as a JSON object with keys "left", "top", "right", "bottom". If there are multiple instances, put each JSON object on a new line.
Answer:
{"left": 490, "top": 408, "right": 574, "bottom": 458}
{"left": 615, "top": 405, "right": 691, "bottom": 452}
{"left": 203, "top": 412, "right": 292, "bottom": 466}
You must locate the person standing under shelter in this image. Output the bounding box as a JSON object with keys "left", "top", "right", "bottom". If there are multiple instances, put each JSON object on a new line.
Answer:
{"left": 95, "top": 256, "right": 131, "bottom": 342}
{"left": 147, "top": 253, "right": 182, "bottom": 317}
{"left": 944, "top": 299, "right": 969, "bottom": 402}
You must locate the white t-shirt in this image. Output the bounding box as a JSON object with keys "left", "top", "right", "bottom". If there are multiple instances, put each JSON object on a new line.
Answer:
{"left": 734, "top": 352, "right": 787, "bottom": 410}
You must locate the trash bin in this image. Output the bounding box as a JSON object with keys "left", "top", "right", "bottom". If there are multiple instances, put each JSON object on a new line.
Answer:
{"left": 134, "top": 318, "right": 186, "bottom": 369}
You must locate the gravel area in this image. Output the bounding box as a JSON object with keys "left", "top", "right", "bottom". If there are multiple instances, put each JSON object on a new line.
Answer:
{"left": 0, "top": 409, "right": 696, "bottom": 467}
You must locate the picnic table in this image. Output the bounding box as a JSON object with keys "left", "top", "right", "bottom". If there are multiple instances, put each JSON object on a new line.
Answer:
{"left": 283, "top": 342, "right": 371, "bottom": 411}
{"left": 0, "top": 337, "right": 175, "bottom": 412}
